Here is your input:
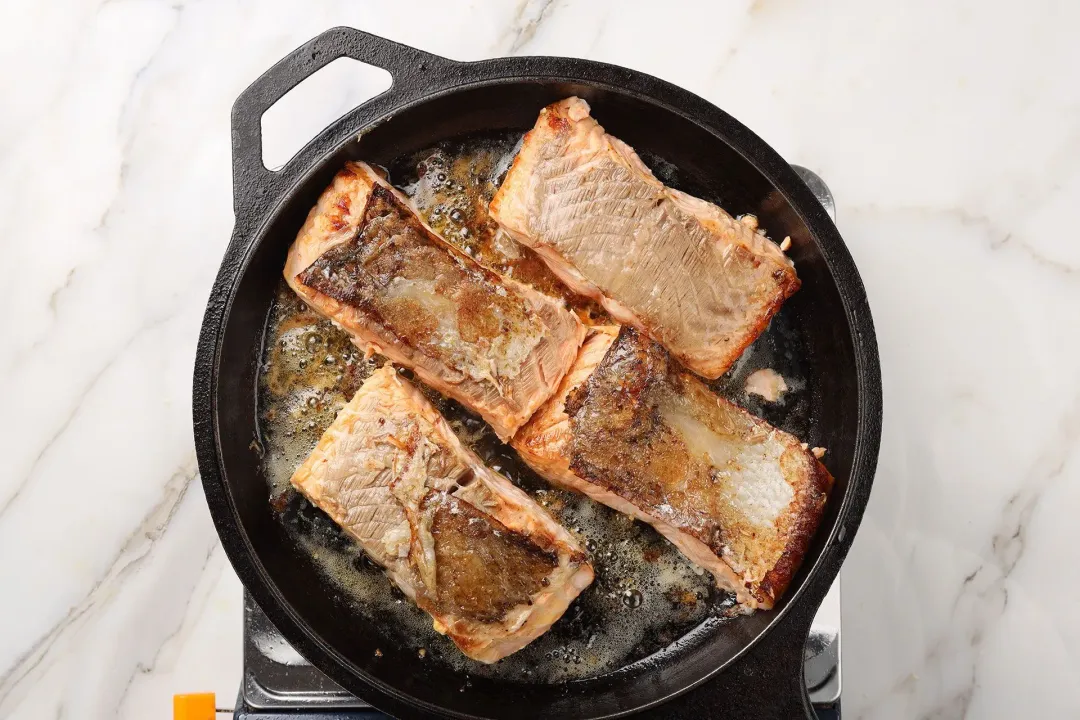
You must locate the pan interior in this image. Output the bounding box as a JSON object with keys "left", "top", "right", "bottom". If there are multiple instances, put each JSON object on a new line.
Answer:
{"left": 214, "top": 81, "right": 858, "bottom": 717}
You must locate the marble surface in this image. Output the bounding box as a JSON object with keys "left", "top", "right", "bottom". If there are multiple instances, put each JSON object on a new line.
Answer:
{"left": 2, "top": 0, "right": 1079, "bottom": 717}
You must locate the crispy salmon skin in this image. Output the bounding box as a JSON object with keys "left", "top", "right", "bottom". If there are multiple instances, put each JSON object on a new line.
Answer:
{"left": 291, "top": 365, "right": 593, "bottom": 662}
{"left": 513, "top": 327, "right": 831, "bottom": 610}
{"left": 285, "top": 161, "right": 585, "bottom": 440}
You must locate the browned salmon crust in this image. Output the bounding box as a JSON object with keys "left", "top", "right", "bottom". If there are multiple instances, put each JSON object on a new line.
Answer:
{"left": 490, "top": 98, "right": 800, "bottom": 379}
{"left": 291, "top": 365, "right": 593, "bottom": 662}
{"left": 513, "top": 327, "right": 832, "bottom": 610}
{"left": 285, "top": 162, "right": 586, "bottom": 440}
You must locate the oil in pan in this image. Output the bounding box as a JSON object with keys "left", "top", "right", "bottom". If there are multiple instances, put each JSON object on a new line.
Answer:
{"left": 256, "top": 133, "right": 811, "bottom": 683}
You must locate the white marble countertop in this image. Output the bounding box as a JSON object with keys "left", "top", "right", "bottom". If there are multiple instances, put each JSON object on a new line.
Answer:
{"left": 3, "top": 1, "right": 1079, "bottom": 718}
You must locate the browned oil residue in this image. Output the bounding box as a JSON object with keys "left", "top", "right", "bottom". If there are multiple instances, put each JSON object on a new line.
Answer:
{"left": 396, "top": 133, "right": 609, "bottom": 325}
{"left": 258, "top": 285, "right": 381, "bottom": 499}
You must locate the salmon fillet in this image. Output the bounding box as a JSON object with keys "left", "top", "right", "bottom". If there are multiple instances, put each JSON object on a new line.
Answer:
{"left": 512, "top": 327, "right": 832, "bottom": 610}
{"left": 489, "top": 98, "right": 800, "bottom": 379}
{"left": 285, "top": 162, "right": 586, "bottom": 440}
{"left": 291, "top": 365, "right": 594, "bottom": 662}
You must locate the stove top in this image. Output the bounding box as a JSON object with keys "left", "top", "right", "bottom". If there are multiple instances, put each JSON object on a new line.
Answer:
{"left": 234, "top": 165, "right": 842, "bottom": 719}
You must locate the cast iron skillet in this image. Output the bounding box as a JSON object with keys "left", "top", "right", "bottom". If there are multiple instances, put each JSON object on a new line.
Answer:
{"left": 193, "top": 27, "right": 882, "bottom": 719}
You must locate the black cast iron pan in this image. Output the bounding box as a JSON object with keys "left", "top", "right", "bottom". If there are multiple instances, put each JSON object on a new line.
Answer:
{"left": 193, "top": 26, "right": 882, "bottom": 719}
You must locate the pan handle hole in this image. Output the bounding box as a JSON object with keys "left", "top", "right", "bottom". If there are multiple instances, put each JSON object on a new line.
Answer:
{"left": 260, "top": 58, "right": 392, "bottom": 171}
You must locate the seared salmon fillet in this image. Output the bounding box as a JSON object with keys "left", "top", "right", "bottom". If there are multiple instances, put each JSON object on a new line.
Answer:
{"left": 291, "top": 365, "right": 593, "bottom": 662}
{"left": 285, "top": 162, "right": 586, "bottom": 440}
{"left": 490, "top": 98, "right": 800, "bottom": 379}
{"left": 513, "top": 327, "right": 832, "bottom": 610}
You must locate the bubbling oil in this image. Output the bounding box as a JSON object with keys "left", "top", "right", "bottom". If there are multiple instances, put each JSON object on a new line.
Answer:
{"left": 396, "top": 132, "right": 609, "bottom": 324}
{"left": 257, "top": 133, "right": 811, "bottom": 683}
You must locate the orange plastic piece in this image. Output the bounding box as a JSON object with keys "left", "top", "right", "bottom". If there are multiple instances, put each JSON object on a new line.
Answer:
{"left": 173, "top": 693, "right": 217, "bottom": 720}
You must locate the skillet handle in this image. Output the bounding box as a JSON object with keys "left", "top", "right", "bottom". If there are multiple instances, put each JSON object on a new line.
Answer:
{"left": 230, "top": 26, "right": 456, "bottom": 213}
